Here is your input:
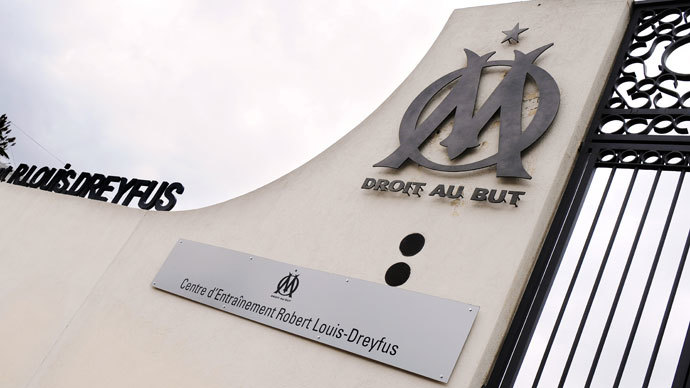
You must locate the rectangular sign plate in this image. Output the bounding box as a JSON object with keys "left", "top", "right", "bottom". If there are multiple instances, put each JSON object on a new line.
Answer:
{"left": 152, "top": 239, "right": 479, "bottom": 383}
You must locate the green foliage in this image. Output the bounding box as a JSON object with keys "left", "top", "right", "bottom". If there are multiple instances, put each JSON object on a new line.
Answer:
{"left": 0, "top": 114, "right": 16, "bottom": 160}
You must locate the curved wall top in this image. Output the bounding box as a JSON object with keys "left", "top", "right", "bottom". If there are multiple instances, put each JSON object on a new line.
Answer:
{"left": 0, "top": 1, "right": 631, "bottom": 387}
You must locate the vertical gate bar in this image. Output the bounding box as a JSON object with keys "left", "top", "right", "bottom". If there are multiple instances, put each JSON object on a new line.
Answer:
{"left": 613, "top": 171, "right": 687, "bottom": 388}
{"left": 585, "top": 169, "right": 663, "bottom": 387}
{"left": 486, "top": 153, "right": 594, "bottom": 388}
{"left": 489, "top": 152, "right": 596, "bottom": 388}
{"left": 644, "top": 221, "right": 690, "bottom": 387}
{"left": 672, "top": 322, "right": 690, "bottom": 388}
{"left": 531, "top": 168, "right": 618, "bottom": 388}
{"left": 557, "top": 169, "right": 640, "bottom": 387}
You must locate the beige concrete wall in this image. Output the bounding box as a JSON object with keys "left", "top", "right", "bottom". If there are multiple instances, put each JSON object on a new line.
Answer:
{"left": 0, "top": 1, "right": 631, "bottom": 387}
{"left": 0, "top": 184, "right": 145, "bottom": 387}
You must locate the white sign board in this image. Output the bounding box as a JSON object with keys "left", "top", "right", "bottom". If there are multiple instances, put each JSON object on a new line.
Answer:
{"left": 152, "top": 239, "right": 479, "bottom": 383}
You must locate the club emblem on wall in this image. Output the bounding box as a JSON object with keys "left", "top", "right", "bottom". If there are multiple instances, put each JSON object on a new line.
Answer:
{"left": 274, "top": 272, "right": 300, "bottom": 298}
{"left": 375, "top": 42, "right": 560, "bottom": 179}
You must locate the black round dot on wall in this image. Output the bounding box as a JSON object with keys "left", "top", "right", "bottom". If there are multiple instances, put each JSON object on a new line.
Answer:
{"left": 399, "top": 233, "right": 425, "bottom": 257}
{"left": 385, "top": 262, "right": 411, "bottom": 287}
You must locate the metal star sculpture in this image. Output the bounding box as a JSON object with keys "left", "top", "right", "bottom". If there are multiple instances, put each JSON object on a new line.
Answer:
{"left": 502, "top": 23, "right": 528, "bottom": 44}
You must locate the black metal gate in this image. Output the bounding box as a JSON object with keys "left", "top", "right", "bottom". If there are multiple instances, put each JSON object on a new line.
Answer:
{"left": 487, "top": 1, "right": 690, "bottom": 387}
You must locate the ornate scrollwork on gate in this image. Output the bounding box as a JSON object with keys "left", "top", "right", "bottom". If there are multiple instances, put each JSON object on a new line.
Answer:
{"left": 597, "top": 6, "right": 690, "bottom": 138}
{"left": 606, "top": 7, "right": 690, "bottom": 111}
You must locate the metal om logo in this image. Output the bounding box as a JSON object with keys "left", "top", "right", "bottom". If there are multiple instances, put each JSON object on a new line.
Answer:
{"left": 274, "top": 272, "right": 300, "bottom": 298}
{"left": 375, "top": 44, "right": 560, "bottom": 179}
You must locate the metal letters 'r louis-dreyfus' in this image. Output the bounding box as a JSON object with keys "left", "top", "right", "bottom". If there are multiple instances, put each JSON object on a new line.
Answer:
{"left": 375, "top": 43, "right": 560, "bottom": 179}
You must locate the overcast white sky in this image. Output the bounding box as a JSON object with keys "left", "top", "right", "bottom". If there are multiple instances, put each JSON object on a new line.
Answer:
{"left": 2, "top": 0, "right": 518, "bottom": 210}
